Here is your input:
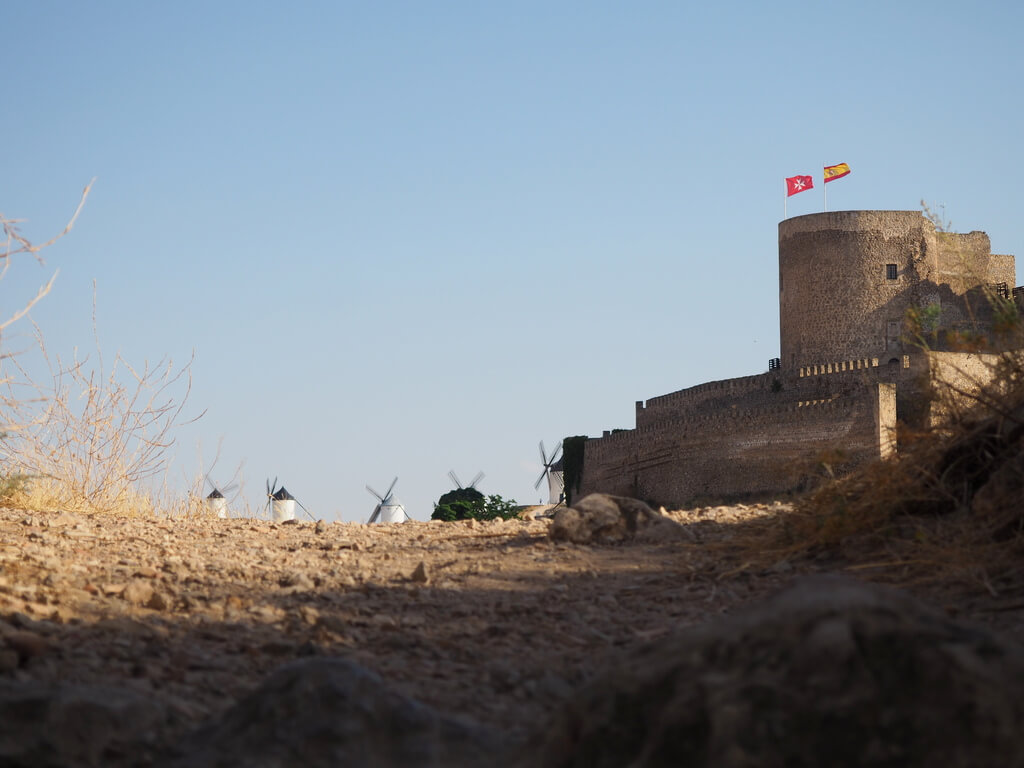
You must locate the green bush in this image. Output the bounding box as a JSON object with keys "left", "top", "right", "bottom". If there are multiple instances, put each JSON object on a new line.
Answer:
{"left": 431, "top": 493, "right": 519, "bottom": 522}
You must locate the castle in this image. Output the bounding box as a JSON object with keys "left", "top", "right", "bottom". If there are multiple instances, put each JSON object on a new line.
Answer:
{"left": 571, "top": 210, "right": 1020, "bottom": 507}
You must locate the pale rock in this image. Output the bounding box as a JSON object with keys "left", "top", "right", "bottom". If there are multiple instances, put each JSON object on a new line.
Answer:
{"left": 549, "top": 493, "right": 691, "bottom": 544}
{"left": 123, "top": 580, "right": 155, "bottom": 607}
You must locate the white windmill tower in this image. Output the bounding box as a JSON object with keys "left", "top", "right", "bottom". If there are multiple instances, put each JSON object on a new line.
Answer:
{"left": 203, "top": 475, "right": 239, "bottom": 519}
{"left": 535, "top": 440, "right": 565, "bottom": 505}
{"left": 366, "top": 477, "right": 409, "bottom": 524}
{"left": 265, "top": 478, "right": 313, "bottom": 522}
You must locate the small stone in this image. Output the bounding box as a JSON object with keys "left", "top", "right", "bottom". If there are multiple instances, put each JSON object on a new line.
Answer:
{"left": 316, "top": 614, "right": 348, "bottom": 635}
{"left": 369, "top": 614, "right": 397, "bottom": 629}
{"left": 315, "top": 520, "right": 327, "bottom": 534}
{"left": 102, "top": 583, "right": 127, "bottom": 596}
{"left": 298, "top": 605, "right": 320, "bottom": 626}
{"left": 250, "top": 605, "right": 282, "bottom": 622}
{"left": 278, "top": 572, "right": 315, "bottom": 591}
{"left": 410, "top": 561, "right": 429, "bottom": 584}
{"left": 134, "top": 566, "right": 159, "bottom": 579}
{"left": 123, "top": 580, "right": 155, "bottom": 607}
{"left": 146, "top": 590, "right": 169, "bottom": 611}
{"left": 5, "top": 630, "right": 50, "bottom": 661}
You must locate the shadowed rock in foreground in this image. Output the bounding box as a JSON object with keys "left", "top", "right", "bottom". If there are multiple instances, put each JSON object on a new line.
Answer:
{"left": 531, "top": 576, "right": 1024, "bottom": 768}
{"left": 4, "top": 577, "right": 1024, "bottom": 767}
{"left": 161, "top": 658, "right": 503, "bottom": 768}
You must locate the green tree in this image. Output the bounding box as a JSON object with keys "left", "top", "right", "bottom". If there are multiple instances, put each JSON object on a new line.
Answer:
{"left": 431, "top": 493, "right": 519, "bottom": 522}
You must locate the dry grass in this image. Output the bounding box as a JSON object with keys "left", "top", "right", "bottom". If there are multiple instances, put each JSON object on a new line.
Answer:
{"left": 0, "top": 317, "right": 201, "bottom": 515}
{"left": 1, "top": 184, "right": 200, "bottom": 517}
{"left": 767, "top": 347, "right": 1024, "bottom": 593}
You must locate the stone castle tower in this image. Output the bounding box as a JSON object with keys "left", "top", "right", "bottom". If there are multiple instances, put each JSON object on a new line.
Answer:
{"left": 779, "top": 211, "right": 1014, "bottom": 371}
{"left": 570, "top": 211, "right": 1019, "bottom": 508}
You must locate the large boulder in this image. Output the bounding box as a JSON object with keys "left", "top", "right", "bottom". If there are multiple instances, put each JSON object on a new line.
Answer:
{"left": 0, "top": 680, "right": 169, "bottom": 767}
{"left": 162, "top": 657, "right": 503, "bottom": 768}
{"left": 549, "top": 493, "right": 689, "bottom": 544}
{"left": 530, "top": 576, "right": 1024, "bottom": 767}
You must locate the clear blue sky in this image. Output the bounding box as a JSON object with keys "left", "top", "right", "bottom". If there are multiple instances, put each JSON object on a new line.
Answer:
{"left": 3, "top": 1, "right": 1022, "bottom": 521}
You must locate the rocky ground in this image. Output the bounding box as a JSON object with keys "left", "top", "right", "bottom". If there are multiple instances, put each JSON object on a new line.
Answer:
{"left": 1, "top": 500, "right": 1022, "bottom": 766}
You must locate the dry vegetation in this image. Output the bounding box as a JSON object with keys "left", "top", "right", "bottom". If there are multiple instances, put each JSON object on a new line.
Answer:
{"left": 763, "top": 271, "right": 1024, "bottom": 598}
{"left": 0, "top": 185, "right": 201, "bottom": 518}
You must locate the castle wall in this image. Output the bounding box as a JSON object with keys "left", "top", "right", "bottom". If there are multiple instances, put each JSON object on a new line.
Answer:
{"left": 578, "top": 382, "right": 896, "bottom": 509}
{"left": 924, "top": 351, "right": 1004, "bottom": 426}
{"left": 636, "top": 372, "right": 778, "bottom": 427}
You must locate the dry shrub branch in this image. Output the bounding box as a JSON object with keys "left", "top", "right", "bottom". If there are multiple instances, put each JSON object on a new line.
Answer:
{"left": 0, "top": 181, "right": 92, "bottom": 333}
{"left": 0, "top": 184, "right": 201, "bottom": 515}
{"left": 1, "top": 321, "right": 201, "bottom": 514}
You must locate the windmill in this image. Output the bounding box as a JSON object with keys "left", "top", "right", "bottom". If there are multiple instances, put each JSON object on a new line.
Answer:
{"left": 366, "top": 477, "right": 408, "bottom": 524}
{"left": 265, "top": 478, "right": 314, "bottom": 522}
{"left": 448, "top": 470, "right": 484, "bottom": 493}
{"left": 204, "top": 466, "right": 242, "bottom": 520}
{"left": 203, "top": 474, "right": 239, "bottom": 519}
{"left": 535, "top": 440, "right": 565, "bottom": 505}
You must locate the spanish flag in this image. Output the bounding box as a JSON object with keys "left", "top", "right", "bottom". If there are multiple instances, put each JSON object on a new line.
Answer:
{"left": 824, "top": 163, "right": 851, "bottom": 183}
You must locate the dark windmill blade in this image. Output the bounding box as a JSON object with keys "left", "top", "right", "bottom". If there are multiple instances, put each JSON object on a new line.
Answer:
{"left": 383, "top": 476, "right": 398, "bottom": 504}
{"left": 205, "top": 473, "right": 239, "bottom": 497}
{"left": 534, "top": 467, "right": 548, "bottom": 491}
{"left": 366, "top": 479, "right": 399, "bottom": 524}
{"left": 549, "top": 441, "right": 563, "bottom": 464}
{"left": 263, "top": 477, "right": 278, "bottom": 515}
{"left": 468, "top": 471, "right": 484, "bottom": 489}
{"left": 535, "top": 439, "right": 564, "bottom": 491}
{"left": 448, "top": 470, "right": 463, "bottom": 489}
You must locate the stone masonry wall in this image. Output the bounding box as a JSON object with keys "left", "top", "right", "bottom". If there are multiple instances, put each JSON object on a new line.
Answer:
{"left": 578, "top": 383, "right": 896, "bottom": 509}
{"left": 779, "top": 211, "right": 931, "bottom": 370}
{"left": 778, "top": 211, "right": 1012, "bottom": 373}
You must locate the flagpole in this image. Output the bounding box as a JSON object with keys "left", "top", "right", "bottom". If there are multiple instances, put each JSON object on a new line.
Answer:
{"left": 823, "top": 163, "right": 827, "bottom": 212}
{"left": 784, "top": 180, "right": 787, "bottom": 219}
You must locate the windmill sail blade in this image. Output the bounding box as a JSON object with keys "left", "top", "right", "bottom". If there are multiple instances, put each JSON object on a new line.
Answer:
{"left": 535, "top": 468, "right": 548, "bottom": 490}
{"left": 539, "top": 441, "right": 548, "bottom": 465}
{"left": 384, "top": 476, "right": 398, "bottom": 501}
{"left": 366, "top": 484, "right": 384, "bottom": 502}
{"left": 549, "top": 441, "right": 563, "bottom": 465}
{"left": 469, "top": 471, "right": 484, "bottom": 489}
{"left": 448, "top": 471, "right": 462, "bottom": 489}
{"left": 367, "top": 504, "right": 382, "bottom": 524}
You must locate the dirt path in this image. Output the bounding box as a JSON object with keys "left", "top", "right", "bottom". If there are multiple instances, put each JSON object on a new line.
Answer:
{"left": 0, "top": 502, "right": 1019, "bottom": 759}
